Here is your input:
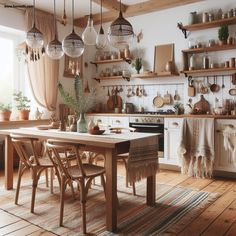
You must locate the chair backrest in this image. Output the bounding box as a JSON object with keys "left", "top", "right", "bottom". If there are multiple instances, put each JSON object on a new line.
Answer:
{"left": 10, "top": 134, "right": 41, "bottom": 167}
{"left": 46, "top": 140, "right": 85, "bottom": 178}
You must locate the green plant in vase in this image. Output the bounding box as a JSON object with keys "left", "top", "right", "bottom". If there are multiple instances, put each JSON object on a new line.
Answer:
{"left": 132, "top": 57, "right": 142, "bottom": 74}
{"left": 13, "top": 91, "right": 31, "bottom": 120}
{"left": 58, "top": 74, "right": 96, "bottom": 133}
{"left": 218, "top": 24, "right": 229, "bottom": 45}
{"left": 0, "top": 103, "right": 12, "bottom": 121}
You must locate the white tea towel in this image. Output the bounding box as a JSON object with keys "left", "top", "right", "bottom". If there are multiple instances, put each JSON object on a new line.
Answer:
{"left": 178, "top": 118, "right": 214, "bottom": 178}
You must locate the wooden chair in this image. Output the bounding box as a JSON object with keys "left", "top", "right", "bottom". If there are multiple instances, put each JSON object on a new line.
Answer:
{"left": 46, "top": 140, "right": 106, "bottom": 234}
{"left": 10, "top": 135, "right": 59, "bottom": 213}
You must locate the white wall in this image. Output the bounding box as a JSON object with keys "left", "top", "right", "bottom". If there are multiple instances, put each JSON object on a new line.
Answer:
{"left": 84, "top": 0, "right": 236, "bottom": 113}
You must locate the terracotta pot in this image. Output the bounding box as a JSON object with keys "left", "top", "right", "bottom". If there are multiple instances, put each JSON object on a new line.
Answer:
{"left": 19, "top": 109, "right": 30, "bottom": 120}
{"left": 0, "top": 111, "right": 11, "bottom": 121}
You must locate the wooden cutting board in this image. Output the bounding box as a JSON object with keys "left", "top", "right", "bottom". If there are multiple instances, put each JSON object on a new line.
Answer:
{"left": 193, "top": 95, "right": 210, "bottom": 114}
{"left": 107, "top": 95, "right": 122, "bottom": 111}
{"left": 163, "top": 91, "right": 171, "bottom": 104}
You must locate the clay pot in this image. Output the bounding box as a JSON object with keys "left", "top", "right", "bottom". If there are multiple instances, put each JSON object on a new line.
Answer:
{"left": 19, "top": 109, "right": 30, "bottom": 120}
{"left": 0, "top": 111, "right": 11, "bottom": 121}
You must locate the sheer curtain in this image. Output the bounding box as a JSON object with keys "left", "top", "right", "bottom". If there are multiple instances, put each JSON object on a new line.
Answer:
{"left": 25, "top": 9, "right": 59, "bottom": 111}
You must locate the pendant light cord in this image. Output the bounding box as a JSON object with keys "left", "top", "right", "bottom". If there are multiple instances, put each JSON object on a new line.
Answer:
{"left": 33, "top": 0, "right": 36, "bottom": 27}
{"left": 53, "top": 0, "right": 57, "bottom": 39}
{"left": 72, "top": 0, "right": 75, "bottom": 31}
{"left": 100, "top": 0, "right": 103, "bottom": 26}
{"left": 90, "top": 0, "right": 92, "bottom": 17}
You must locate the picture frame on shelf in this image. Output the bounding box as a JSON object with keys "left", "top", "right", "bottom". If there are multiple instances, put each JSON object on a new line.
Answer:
{"left": 154, "top": 43, "right": 174, "bottom": 75}
{"left": 63, "top": 55, "right": 83, "bottom": 78}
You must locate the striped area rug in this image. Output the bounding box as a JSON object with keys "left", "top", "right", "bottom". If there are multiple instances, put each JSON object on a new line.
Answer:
{"left": 0, "top": 177, "right": 219, "bottom": 236}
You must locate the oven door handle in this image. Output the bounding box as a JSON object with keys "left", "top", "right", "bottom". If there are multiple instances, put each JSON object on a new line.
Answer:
{"left": 130, "top": 124, "right": 162, "bottom": 128}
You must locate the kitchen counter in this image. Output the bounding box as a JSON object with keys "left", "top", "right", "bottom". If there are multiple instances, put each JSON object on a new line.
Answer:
{"left": 87, "top": 113, "right": 236, "bottom": 119}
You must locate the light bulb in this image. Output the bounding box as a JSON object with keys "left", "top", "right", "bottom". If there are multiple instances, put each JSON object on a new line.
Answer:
{"left": 82, "top": 16, "right": 97, "bottom": 45}
{"left": 96, "top": 26, "right": 107, "bottom": 49}
{"left": 63, "top": 30, "right": 84, "bottom": 58}
{"left": 46, "top": 38, "right": 64, "bottom": 59}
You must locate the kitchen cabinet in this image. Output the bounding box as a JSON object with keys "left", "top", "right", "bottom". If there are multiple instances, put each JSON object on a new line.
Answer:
{"left": 86, "top": 115, "right": 109, "bottom": 130}
{"left": 109, "top": 116, "right": 129, "bottom": 127}
{"left": 214, "top": 119, "right": 236, "bottom": 172}
{"left": 163, "top": 118, "right": 183, "bottom": 166}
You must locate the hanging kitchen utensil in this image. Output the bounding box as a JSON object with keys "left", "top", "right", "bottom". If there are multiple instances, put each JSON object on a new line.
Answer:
{"left": 210, "top": 76, "right": 220, "bottom": 93}
{"left": 199, "top": 80, "right": 208, "bottom": 94}
{"left": 222, "top": 75, "right": 225, "bottom": 89}
{"left": 188, "top": 76, "right": 195, "bottom": 97}
{"left": 232, "top": 73, "right": 236, "bottom": 85}
{"left": 163, "top": 91, "right": 171, "bottom": 104}
{"left": 153, "top": 93, "right": 164, "bottom": 108}
{"left": 107, "top": 87, "right": 110, "bottom": 96}
{"left": 173, "top": 89, "right": 180, "bottom": 100}
{"left": 136, "top": 86, "right": 139, "bottom": 96}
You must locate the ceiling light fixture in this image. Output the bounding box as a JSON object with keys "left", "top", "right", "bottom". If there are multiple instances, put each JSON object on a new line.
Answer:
{"left": 108, "top": 0, "right": 134, "bottom": 50}
{"left": 46, "top": 0, "right": 64, "bottom": 59}
{"left": 62, "top": 0, "right": 84, "bottom": 58}
{"left": 82, "top": 0, "right": 97, "bottom": 45}
{"left": 26, "top": 0, "right": 44, "bottom": 49}
{"left": 96, "top": 0, "right": 107, "bottom": 49}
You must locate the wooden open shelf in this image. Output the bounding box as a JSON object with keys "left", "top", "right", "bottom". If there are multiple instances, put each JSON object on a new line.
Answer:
{"left": 181, "top": 16, "right": 236, "bottom": 31}
{"left": 182, "top": 44, "right": 236, "bottom": 54}
{"left": 90, "top": 58, "right": 132, "bottom": 66}
{"left": 131, "top": 73, "right": 157, "bottom": 78}
{"left": 182, "top": 67, "right": 236, "bottom": 76}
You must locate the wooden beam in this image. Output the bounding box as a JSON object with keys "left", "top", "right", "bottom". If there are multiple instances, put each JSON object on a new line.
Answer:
{"left": 92, "top": 0, "right": 127, "bottom": 12}
{"left": 74, "top": 0, "right": 203, "bottom": 27}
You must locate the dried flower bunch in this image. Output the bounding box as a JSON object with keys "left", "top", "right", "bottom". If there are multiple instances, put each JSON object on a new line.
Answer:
{"left": 58, "top": 74, "right": 96, "bottom": 115}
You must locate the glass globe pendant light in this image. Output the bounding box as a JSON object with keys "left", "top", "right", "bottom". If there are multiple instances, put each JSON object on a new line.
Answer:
{"left": 46, "top": 0, "right": 64, "bottom": 59}
{"left": 96, "top": 0, "right": 107, "bottom": 49}
{"left": 82, "top": 0, "right": 97, "bottom": 45}
{"left": 62, "top": 0, "right": 84, "bottom": 58}
{"left": 26, "top": 0, "right": 44, "bottom": 49}
{"left": 108, "top": 0, "right": 134, "bottom": 50}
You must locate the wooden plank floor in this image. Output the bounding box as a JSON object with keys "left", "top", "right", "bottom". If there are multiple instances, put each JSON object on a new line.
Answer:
{"left": 0, "top": 165, "right": 236, "bottom": 235}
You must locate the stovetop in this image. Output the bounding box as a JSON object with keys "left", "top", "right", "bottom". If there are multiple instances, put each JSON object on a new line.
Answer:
{"left": 133, "top": 109, "right": 175, "bottom": 115}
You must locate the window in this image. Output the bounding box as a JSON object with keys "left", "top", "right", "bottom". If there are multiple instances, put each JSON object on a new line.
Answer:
{"left": 0, "top": 26, "right": 37, "bottom": 119}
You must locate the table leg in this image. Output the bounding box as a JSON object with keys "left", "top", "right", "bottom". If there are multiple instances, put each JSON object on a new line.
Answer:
{"left": 146, "top": 174, "right": 156, "bottom": 206}
{"left": 5, "top": 135, "right": 13, "bottom": 190}
{"left": 105, "top": 148, "right": 117, "bottom": 232}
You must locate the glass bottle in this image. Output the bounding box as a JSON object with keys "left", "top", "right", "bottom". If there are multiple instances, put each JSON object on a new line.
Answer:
{"left": 189, "top": 54, "right": 196, "bottom": 70}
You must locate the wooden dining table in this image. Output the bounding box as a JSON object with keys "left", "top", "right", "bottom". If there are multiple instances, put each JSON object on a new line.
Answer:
{"left": 0, "top": 127, "right": 159, "bottom": 232}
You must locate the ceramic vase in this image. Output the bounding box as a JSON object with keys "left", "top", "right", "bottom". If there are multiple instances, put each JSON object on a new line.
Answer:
{"left": 77, "top": 113, "right": 87, "bottom": 133}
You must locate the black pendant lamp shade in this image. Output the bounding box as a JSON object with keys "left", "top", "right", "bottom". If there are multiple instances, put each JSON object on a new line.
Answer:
{"left": 108, "top": 0, "right": 134, "bottom": 50}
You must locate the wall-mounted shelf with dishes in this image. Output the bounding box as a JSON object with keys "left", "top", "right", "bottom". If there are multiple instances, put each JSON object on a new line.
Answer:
{"left": 178, "top": 16, "right": 236, "bottom": 38}
{"left": 93, "top": 75, "right": 130, "bottom": 83}
{"left": 131, "top": 72, "right": 179, "bottom": 79}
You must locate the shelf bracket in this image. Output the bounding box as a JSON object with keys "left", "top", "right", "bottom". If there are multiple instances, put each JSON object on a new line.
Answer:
{"left": 93, "top": 77, "right": 100, "bottom": 83}
{"left": 177, "top": 22, "right": 188, "bottom": 39}
{"left": 122, "top": 76, "right": 130, "bottom": 82}
{"left": 124, "top": 58, "right": 132, "bottom": 64}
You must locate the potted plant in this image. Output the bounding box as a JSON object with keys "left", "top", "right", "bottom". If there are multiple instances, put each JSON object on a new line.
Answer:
{"left": 13, "top": 91, "right": 31, "bottom": 120}
{"left": 58, "top": 74, "right": 96, "bottom": 133}
{"left": 132, "top": 57, "right": 142, "bottom": 74}
{"left": 218, "top": 24, "right": 229, "bottom": 45}
{"left": 0, "top": 103, "right": 12, "bottom": 121}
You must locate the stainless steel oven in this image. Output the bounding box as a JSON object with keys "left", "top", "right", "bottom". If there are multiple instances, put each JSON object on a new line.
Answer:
{"left": 129, "top": 116, "right": 164, "bottom": 158}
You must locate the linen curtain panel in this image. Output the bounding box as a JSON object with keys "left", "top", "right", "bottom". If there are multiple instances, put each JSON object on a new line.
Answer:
{"left": 25, "top": 9, "right": 59, "bottom": 111}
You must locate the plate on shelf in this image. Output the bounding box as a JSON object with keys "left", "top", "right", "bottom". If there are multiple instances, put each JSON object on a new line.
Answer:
{"left": 88, "top": 129, "right": 105, "bottom": 135}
